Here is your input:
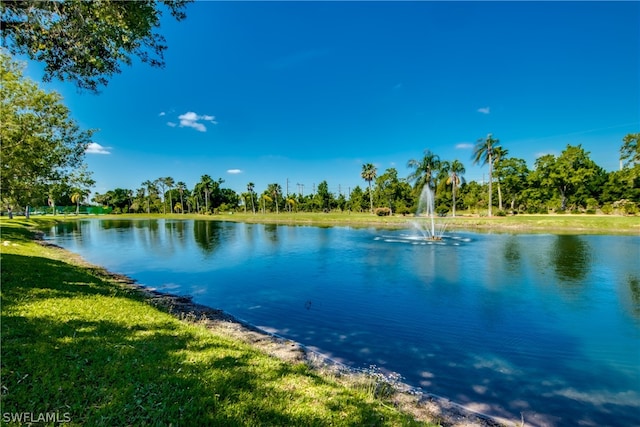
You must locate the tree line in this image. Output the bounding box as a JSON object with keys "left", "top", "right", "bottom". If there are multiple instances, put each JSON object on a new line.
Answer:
{"left": 90, "top": 133, "right": 639, "bottom": 216}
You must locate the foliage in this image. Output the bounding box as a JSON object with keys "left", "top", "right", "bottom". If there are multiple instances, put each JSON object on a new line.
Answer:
{"left": 532, "top": 145, "right": 602, "bottom": 210}
{"left": 443, "top": 159, "right": 466, "bottom": 217}
{"left": 1, "top": 0, "right": 190, "bottom": 92}
{"left": 494, "top": 157, "right": 528, "bottom": 211}
{"left": 64, "top": 133, "right": 639, "bottom": 218}
{"left": 472, "top": 134, "right": 501, "bottom": 216}
{"left": 0, "top": 52, "right": 93, "bottom": 210}
{"left": 361, "top": 163, "right": 377, "bottom": 213}
{"left": 373, "top": 168, "right": 413, "bottom": 215}
{"left": 316, "top": 180, "right": 333, "bottom": 212}
{"left": 407, "top": 150, "right": 441, "bottom": 191}
{"left": 620, "top": 133, "right": 639, "bottom": 169}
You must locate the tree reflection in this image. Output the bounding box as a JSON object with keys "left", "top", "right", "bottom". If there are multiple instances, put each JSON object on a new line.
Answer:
{"left": 54, "top": 221, "right": 82, "bottom": 235}
{"left": 264, "top": 223, "right": 278, "bottom": 243}
{"left": 503, "top": 236, "right": 521, "bottom": 273}
{"left": 552, "top": 235, "right": 590, "bottom": 284}
{"left": 100, "top": 219, "right": 134, "bottom": 230}
{"left": 193, "top": 220, "right": 221, "bottom": 254}
{"left": 628, "top": 275, "right": 640, "bottom": 318}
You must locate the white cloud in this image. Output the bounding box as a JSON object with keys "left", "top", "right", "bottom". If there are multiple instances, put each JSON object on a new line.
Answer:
{"left": 456, "top": 143, "right": 474, "bottom": 149}
{"left": 227, "top": 169, "right": 243, "bottom": 174}
{"left": 85, "top": 142, "right": 111, "bottom": 155}
{"left": 177, "top": 111, "right": 218, "bottom": 132}
{"left": 477, "top": 106, "right": 490, "bottom": 114}
{"left": 167, "top": 122, "right": 177, "bottom": 127}
{"left": 158, "top": 111, "right": 166, "bottom": 116}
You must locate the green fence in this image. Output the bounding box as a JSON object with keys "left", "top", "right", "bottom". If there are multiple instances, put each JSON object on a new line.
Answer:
{"left": 31, "top": 206, "right": 113, "bottom": 215}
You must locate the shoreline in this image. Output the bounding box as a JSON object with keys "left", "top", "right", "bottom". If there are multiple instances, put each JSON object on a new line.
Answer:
{"left": 34, "top": 234, "right": 511, "bottom": 427}
{"left": 31, "top": 212, "right": 640, "bottom": 236}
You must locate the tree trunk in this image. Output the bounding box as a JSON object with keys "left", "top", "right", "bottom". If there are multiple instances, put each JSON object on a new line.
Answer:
{"left": 560, "top": 187, "right": 567, "bottom": 211}
{"left": 488, "top": 156, "right": 493, "bottom": 217}
{"left": 497, "top": 181, "right": 503, "bottom": 211}
{"left": 452, "top": 184, "right": 457, "bottom": 217}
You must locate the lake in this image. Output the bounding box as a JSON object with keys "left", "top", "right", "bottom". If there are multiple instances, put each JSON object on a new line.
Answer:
{"left": 43, "top": 219, "right": 640, "bottom": 426}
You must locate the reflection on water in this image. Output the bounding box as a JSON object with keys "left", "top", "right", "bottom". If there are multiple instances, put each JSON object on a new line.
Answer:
{"left": 193, "top": 220, "right": 222, "bottom": 254}
{"left": 551, "top": 235, "right": 590, "bottom": 284}
{"left": 44, "top": 220, "right": 640, "bottom": 426}
{"left": 627, "top": 276, "right": 640, "bottom": 318}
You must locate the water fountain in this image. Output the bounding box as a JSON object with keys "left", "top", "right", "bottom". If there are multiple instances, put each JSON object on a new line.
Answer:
{"left": 412, "top": 185, "right": 447, "bottom": 240}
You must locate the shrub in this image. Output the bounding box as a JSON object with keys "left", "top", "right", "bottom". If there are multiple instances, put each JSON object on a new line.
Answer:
{"left": 496, "top": 210, "right": 507, "bottom": 217}
{"left": 586, "top": 209, "right": 596, "bottom": 215}
{"left": 436, "top": 206, "right": 449, "bottom": 217}
{"left": 395, "top": 204, "right": 412, "bottom": 215}
{"left": 374, "top": 207, "right": 391, "bottom": 216}
{"left": 622, "top": 201, "right": 638, "bottom": 215}
{"left": 601, "top": 203, "right": 614, "bottom": 215}
{"left": 586, "top": 198, "right": 599, "bottom": 210}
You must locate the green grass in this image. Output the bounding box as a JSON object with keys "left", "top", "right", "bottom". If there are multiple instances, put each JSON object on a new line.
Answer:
{"left": 0, "top": 219, "right": 433, "bottom": 426}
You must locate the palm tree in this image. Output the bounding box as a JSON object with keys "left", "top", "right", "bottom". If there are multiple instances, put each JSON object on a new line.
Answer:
{"left": 164, "top": 177, "right": 175, "bottom": 213}
{"left": 286, "top": 197, "right": 296, "bottom": 213}
{"left": 155, "top": 178, "right": 167, "bottom": 214}
{"left": 176, "top": 181, "right": 186, "bottom": 215}
{"left": 361, "top": 163, "right": 377, "bottom": 213}
{"left": 492, "top": 147, "right": 509, "bottom": 211}
{"left": 71, "top": 191, "right": 83, "bottom": 215}
{"left": 261, "top": 194, "right": 272, "bottom": 214}
{"left": 473, "top": 133, "right": 501, "bottom": 217}
{"left": 141, "top": 180, "right": 157, "bottom": 214}
{"left": 268, "top": 183, "right": 282, "bottom": 214}
{"left": 198, "top": 174, "right": 213, "bottom": 213}
{"left": 446, "top": 160, "right": 466, "bottom": 217}
{"left": 407, "top": 149, "right": 441, "bottom": 190}
{"left": 247, "top": 182, "right": 256, "bottom": 214}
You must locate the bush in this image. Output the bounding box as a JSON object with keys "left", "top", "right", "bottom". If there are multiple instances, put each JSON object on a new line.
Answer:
{"left": 496, "top": 210, "right": 507, "bottom": 217}
{"left": 601, "top": 204, "right": 614, "bottom": 215}
{"left": 436, "top": 207, "right": 449, "bottom": 217}
{"left": 374, "top": 207, "right": 391, "bottom": 216}
{"left": 586, "top": 209, "right": 596, "bottom": 215}
{"left": 623, "top": 201, "right": 638, "bottom": 215}
{"left": 395, "top": 204, "right": 412, "bottom": 215}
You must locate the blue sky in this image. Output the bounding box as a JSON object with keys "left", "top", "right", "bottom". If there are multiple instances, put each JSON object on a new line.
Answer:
{"left": 21, "top": 1, "right": 640, "bottom": 197}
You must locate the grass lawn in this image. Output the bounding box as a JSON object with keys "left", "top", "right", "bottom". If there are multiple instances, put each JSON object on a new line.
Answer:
{"left": 0, "top": 218, "right": 436, "bottom": 426}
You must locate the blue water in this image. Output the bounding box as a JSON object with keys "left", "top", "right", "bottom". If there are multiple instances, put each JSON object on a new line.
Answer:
{"left": 44, "top": 219, "right": 640, "bottom": 426}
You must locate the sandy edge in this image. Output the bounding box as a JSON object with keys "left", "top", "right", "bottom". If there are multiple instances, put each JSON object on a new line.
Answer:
{"left": 33, "top": 234, "right": 516, "bottom": 427}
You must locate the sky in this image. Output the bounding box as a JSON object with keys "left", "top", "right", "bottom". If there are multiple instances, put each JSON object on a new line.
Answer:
{"left": 20, "top": 1, "right": 640, "bottom": 198}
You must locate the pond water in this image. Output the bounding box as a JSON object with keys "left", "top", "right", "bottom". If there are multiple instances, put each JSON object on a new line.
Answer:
{"left": 43, "top": 219, "right": 640, "bottom": 426}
